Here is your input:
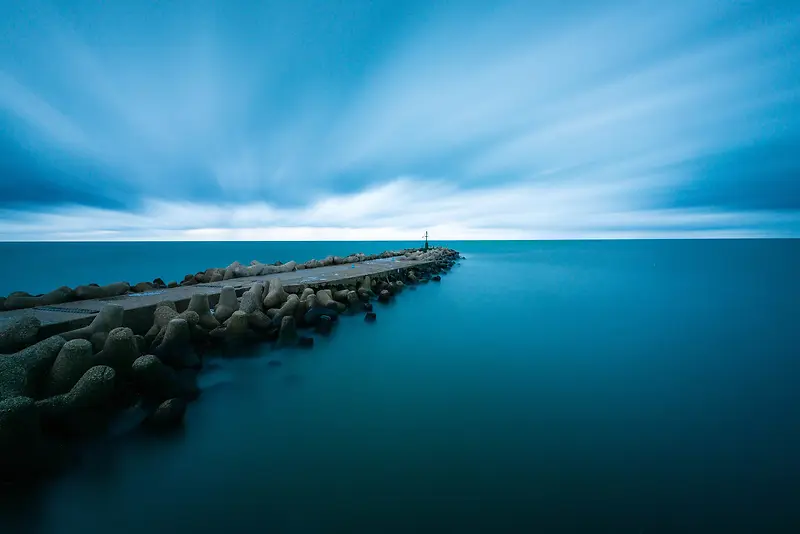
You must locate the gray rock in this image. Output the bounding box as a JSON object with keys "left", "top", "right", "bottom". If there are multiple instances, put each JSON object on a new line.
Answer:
{"left": 270, "top": 294, "right": 299, "bottom": 326}
{"left": 224, "top": 311, "right": 251, "bottom": 337}
{"left": 333, "top": 289, "right": 350, "bottom": 303}
{"left": 316, "top": 315, "right": 333, "bottom": 335}
{"left": 96, "top": 327, "right": 140, "bottom": 372}
{"left": 154, "top": 319, "right": 199, "bottom": 369}
{"left": 132, "top": 355, "right": 181, "bottom": 400}
{"left": 167, "top": 281, "right": 178, "bottom": 288}
{"left": 3, "top": 286, "right": 75, "bottom": 310}
{"left": 0, "top": 336, "right": 66, "bottom": 400}
{"left": 187, "top": 293, "right": 220, "bottom": 330}
{"left": 214, "top": 286, "right": 239, "bottom": 323}
{"left": 0, "top": 314, "right": 41, "bottom": 352}
{"left": 223, "top": 261, "right": 244, "bottom": 280}
{"left": 248, "top": 309, "right": 272, "bottom": 330}
{"left": 131, "top": 281, "right": 154, "bottom": 293}
{"left": 45, "top": 339, "right": 95, "bottom": 396}
{"left": 239, "top": 282, "right": 264, "bottom": 314}
{"left": 299, "top": 287, "right": 315, "bottom": 302}
{"left": 378, "top": 290, "right": 391, "bottom": 303}
{"left": 277, "top": 316, "right": 298, "bottom": 347}
{"left": 263, "top": 278, "right": 288, "bottom": 309}
{"left": 316, "top": 289, "right": 339, "bottom": 311}
{"left": 145, "top": 398, "right": 187, "bottom": 429}
{"left": 74, "top": 281, "right": 130, "bottom": 300}
{"left": 62, "top": 304, "right": 124, "bottom": 341}
{"left": 36, "top": 365, "right": 116, "bottom": 416}
{"left": 90, "top": 331, "right": 108, "bottom": 353}
{"left": 346, "top": 291, "right": 361, "bottom": 311}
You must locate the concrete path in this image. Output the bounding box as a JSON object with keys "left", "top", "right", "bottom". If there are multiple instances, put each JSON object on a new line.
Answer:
{"left": 0, "top": 256, "right": 431, "bottom": 338}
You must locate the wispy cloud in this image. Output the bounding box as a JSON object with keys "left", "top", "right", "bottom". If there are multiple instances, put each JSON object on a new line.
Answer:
{"left": 0, "top": 0, "right": 798, "bottom": 239}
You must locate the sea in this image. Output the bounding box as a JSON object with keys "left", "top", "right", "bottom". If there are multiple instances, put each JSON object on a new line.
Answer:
{"left": 0, "top": 240, "right": 798, "bottom": 533}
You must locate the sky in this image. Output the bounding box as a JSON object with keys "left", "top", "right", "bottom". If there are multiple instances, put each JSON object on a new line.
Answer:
{"left": 0, "top": 0, "right": 799, "bottom": 241}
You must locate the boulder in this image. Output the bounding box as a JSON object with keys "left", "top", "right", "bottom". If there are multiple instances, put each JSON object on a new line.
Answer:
{"left": 131, "top": 282, "right": 154, "bottom": 293}
{"left": 316, "top": 315, "right": 333, "bottom": 335}
{"left": 0, "top": 336, "right": 66, "bottom": 400}
{"left": 363, "top": 302, "right": 373, "bottom": 312}
{"left": 3, "top": 286, "right": 76, "bottom": 310}
{"left": 223, "top": 261, "right": 244, "bottom": 280}
{"left": 153, "top": 319, "right": 199, "bottom": 370}
{"left": 263, "top": 278, "right": 288, "bottom": 309}
{"left": 316, "top": 289, "right": 339, "bottom": 311}
{"left": 364, "top": 312, "right": 377, "bottom": 323}
{"left": 248, "top": 309, "right": 273, "bottom": 331}
{"left": 96, "top": 327, "right": 140, "bottom": 374}
{"left": 62, "top": 304, "right": 124, "bottom": 341}
{"left": 45, "top": 339, "right": 95, "bottom": 396}
{"left": 378, "top": 290, "right": 391, "bottom": 303}
{"left": 432, "top": 275, "right": 442, "bottom": 282}
{"left": 133, "top": 334, "right": 147, "bottom": 354}
{"left": 346, "top": 291, "right": 361, "bottom": 311}
{"left": 277, "top": 316, "right": 298, "bottom": 347}
{"left": 0, "top": 315, "right": 41, "bottom": 353}
{"left": 90, "top": 331, "right": 108, "bottom": 353}
{"left": 144, "top": 398, "right": 187, "bottom": 429}
{"left": 270, "top": 294, "right": 299, "bottom": 326}
{"left": 167, "top": 281, "right": 178, "bottom": 288}
{"left": 239, "top": 282, "right": 264, "bottom": 314}
{"left": 333, "top": 289, "right": 350, "bottom": 303}
{"left": 304, "top": 306, "right": 338, "bottom": 326}
{"left": 225, "top": 311, "right": 251, "bottom": 337}
{"left": 299, "top": 287, "right": 315, "bottom": 302}
{"left": 74, "top": 282, "right": 129, "bottom": 301}
{"left": 187, "top": 293, "right": 220, "bottom": 330}
{"left": 132, "top": 355, "right": 181, "bottom": 400}
{"left": 36, "top": 365, "right": 116, "bottom": 416}
{"left": 152, "top": 278, "right": 167, "bottom": 289}
{"left": 214, "top": 286, "right": 239, "bottom": 323}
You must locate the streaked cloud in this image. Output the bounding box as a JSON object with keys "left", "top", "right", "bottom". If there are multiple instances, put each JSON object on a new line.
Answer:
{"left": 0, "top": 0, "right": 798, "bottom": 239}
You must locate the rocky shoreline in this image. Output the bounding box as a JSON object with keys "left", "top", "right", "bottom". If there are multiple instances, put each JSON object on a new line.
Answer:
{"left": 0, "top": 246, "right": 461, "bottom": 485}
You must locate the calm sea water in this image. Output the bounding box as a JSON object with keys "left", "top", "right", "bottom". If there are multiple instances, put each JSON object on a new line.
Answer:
{"left": 1, "top": 240, "right": 799, "bottom": 533}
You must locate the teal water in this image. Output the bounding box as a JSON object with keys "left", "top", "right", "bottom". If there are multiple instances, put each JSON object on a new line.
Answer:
{"left": 1, "top": 240, "right": 799, "bottom": 533}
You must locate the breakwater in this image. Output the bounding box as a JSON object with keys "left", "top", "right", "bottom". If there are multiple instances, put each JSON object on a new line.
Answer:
{"left": 0, "top": 246, "right": 461, "bottom": 485}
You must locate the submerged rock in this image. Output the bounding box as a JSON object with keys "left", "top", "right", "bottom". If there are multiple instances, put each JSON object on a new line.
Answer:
{"left": 144, "top": 398, "right": 187, "bottom": 430}
{"left": 277, "top": 316, "right": 298, "bottom": 347}
{"left": 364, "top": 312, "right": 377, "bottom": 323}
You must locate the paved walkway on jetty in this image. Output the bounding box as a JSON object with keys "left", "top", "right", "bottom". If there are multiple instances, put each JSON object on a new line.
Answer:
{"left": 0, "top": 256, "right": 433, "bottom": 339}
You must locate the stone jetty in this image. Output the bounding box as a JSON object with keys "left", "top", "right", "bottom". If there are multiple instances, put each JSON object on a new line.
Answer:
{"left": 0, "top": 246, "right": 461, "bottom": 484}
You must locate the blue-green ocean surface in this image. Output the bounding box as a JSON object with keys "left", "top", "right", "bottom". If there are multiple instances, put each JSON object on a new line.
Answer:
{"left": 1, "top": 240, "right": 798, "bottom": 533}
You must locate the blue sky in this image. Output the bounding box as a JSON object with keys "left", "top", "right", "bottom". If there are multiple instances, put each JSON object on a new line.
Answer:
{"left": 1, "top": 0, "right": 798, "bottom": 240}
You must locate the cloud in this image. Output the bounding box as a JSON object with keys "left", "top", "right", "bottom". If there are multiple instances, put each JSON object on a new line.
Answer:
{"left": 1, "top": 178, "right": 798, "bottom": 241}
{"left": 0, "top": 0, "right": 798, "bottom": 239}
